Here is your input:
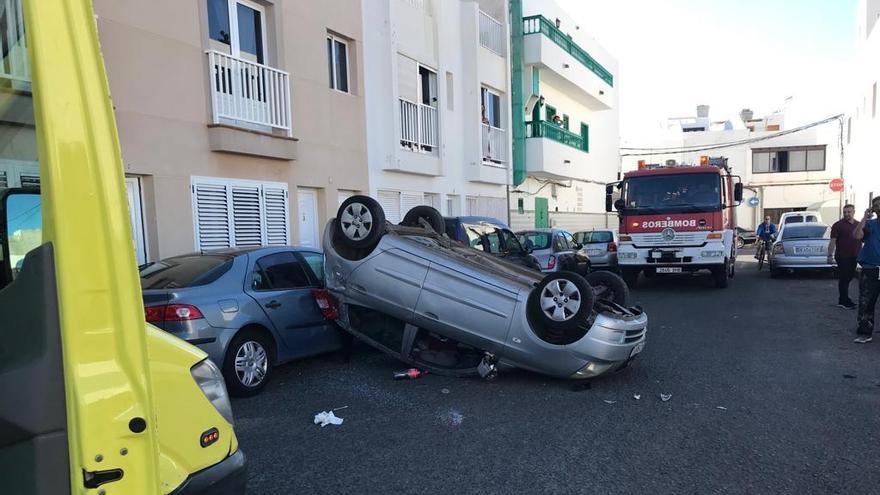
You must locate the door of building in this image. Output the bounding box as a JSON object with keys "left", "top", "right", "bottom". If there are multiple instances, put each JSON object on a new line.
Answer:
{"left": 534, "top": 197, "right": 549, "bottom": 228}
{"left": 124, "top": 177, "right": 148, "bottom": 265}
{"left": 297, "top": 188, "right": 319, "bottom": 248}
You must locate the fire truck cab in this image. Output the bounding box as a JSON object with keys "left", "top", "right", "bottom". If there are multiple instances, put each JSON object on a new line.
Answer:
{"left": 606, "top": 157, "right": 743, "bottom": 288}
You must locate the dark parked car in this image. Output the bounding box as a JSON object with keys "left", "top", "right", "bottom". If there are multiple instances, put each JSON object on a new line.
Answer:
{"left": 735, "top": 226, "right": 757, "bottom": 249}
{"left": 517, "top": 228, "right": 591, "bottom": 274}
{"left": 444, "top": 216, "right": 541, "bottom": 271}
{"left": 140, "top": 246, "right": 344, "bottom": 396}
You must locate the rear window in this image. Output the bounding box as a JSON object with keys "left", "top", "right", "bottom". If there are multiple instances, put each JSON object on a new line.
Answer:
{"left": 784, "top": 216, "right": 803, "bottom": 224}
{"left": 575, "top": 231, "right": 613, "bottom": 244}
{"left": 518, "top": 232, "right": 552, "bottom": 250}
{"left": 782, "top": 226, "right": 829, "bottom": 240}
{"left": 140, "top": 255, "right": 233, "bottom": 289}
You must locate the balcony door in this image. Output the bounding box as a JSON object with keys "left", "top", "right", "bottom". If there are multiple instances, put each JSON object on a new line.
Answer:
{"left": 207, "top": 0, "right": 267, "bottom": 63}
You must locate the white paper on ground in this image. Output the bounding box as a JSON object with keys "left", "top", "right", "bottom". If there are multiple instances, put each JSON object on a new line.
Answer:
{"left": 314, "top": 410, "right": 344, "bottom": 427}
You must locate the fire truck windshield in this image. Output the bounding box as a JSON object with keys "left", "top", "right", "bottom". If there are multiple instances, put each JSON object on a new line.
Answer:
{"left": 622, "top": 173, "right": 721, "bottom": 213}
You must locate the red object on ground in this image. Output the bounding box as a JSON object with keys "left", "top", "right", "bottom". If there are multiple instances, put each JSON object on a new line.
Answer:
{"left": 393, "top": 368, "right": 424, "bottom": 380}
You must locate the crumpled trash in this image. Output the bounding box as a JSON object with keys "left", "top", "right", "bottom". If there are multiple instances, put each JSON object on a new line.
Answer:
{"left": 314, "top": 410, "right": 344, "bottom": 427}
{"left": 603, "top": 400, "right": 617, "bottom": 404}
{"left": 660, "top": 393, "right": 672, "bottom": 402}
{"left": 633, "top": 394, "right": 641, "bottom": 400}
{"left": 716, "top": 406, "right": 727, "bottom": 410}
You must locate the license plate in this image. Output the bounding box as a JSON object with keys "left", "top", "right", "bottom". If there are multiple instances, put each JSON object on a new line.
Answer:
{"left": 588, "top": 249, "right": 603, "bottom": 256}
{"left": 656, "top": 267, "right": 682, "bottom": 273}
{"left": 794, "top": 246, "right": 822, "bottom": 255}
{"left": 630, "top": 342, "right": 645, "bottom": 357}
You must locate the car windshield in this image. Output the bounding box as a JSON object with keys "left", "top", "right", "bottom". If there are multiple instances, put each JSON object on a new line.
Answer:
{"left": 781, "top": 226, "right": 829, "bottom": 240}
{"left": 140, "top": 254, "right": 233, "bottom": 289}
{"left": 623, "top": 173, "right": 721, "bottom": 212}
{"left": 574, "top": 231, "right": 612, "bottom": 244}
{"left": 518, "top": 232, "right": 552, "bottom": 250}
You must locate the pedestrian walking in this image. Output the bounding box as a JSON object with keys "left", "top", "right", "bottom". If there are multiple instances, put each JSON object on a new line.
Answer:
{"left": 828, "top": 204, "right": 860, "bottom": 309}
{"left": 853, "top": 197, "right": 880, "bottom": 344}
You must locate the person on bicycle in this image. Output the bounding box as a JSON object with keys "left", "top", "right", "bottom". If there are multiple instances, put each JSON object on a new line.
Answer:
{"left": 755, "top": 216, "right": 777, "bottom": 260}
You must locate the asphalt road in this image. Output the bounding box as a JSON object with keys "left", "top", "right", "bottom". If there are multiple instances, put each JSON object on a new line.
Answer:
{"left": 232, "top": 253, "right": 880, "bottom": 494}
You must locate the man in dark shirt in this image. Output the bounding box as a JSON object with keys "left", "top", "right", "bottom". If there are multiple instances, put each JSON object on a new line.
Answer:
{"left": 854, "top": 197, "right": 880, "bottom": 343}
{"left": 828, "top": 204, "right": 860, "bottom": 309}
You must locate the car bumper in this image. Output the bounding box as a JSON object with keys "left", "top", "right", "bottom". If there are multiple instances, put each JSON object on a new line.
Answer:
{"left": 169, "top": 450, "right": 247, "bottom": 495}
{"left": 586, "top": 253, "right": 618, "bottom": 268}
{"left": 771, "top": 255, "right": 835, "bottom": 269}
{"left": 162, "top": 319, "right": 230, "bottom": 367}
{"left": 567, "top": 312, "right": 647, "bottom": 378}
{"left": 618, "top": 243, "right": 727, "bottom": 267}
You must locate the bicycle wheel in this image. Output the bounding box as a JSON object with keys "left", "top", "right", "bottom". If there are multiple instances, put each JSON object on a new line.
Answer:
{"left": 757, "top": 244, "right": 765, "bottom": 270}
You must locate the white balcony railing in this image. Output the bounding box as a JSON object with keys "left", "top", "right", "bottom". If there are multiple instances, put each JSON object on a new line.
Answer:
{"left": 399, "top": 99, "right": 438, "bottom": 153}
{"left": 207, "top": 50, "right": 292, "bottom": 136}
{"left": 481, "top": 124, "right": 506, "bottom": 165}
{"left": 479, "top": 10, "right": 505, "bottom": 56}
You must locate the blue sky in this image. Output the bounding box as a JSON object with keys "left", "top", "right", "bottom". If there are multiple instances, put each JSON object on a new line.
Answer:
{"left": 559, "top": 0, "right": 859, "bottom": 140}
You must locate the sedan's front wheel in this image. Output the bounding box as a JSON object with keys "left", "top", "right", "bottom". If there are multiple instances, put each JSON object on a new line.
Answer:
{"left": 223, "top": 330, "right": 273, "bottom": 397}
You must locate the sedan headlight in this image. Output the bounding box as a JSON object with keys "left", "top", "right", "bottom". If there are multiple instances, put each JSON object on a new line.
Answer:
{"left": 191, "top": 359, "right": 235, "bottom": 426}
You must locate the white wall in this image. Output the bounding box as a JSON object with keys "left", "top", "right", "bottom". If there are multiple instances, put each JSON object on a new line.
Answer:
{"left": 362, "top": 0, "right": 512, "bottom": 221}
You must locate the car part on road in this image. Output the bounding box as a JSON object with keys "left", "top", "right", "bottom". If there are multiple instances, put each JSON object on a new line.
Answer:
{"left": 586, "top": 271, "right": 630, "bottom": 306}
{"left": 660, "top": 393, "right": 672, "bottom": 402}
{"left": 393, "top": 368, "right": 425, "bottom": 380}
{"left": 400, "top": 205, "right": 445, "bottom": 234}
{"left": 477, "top": 353, "right": 498, "bottom": 380}
{"left": 223, "top": 330, "right": 273, "bottom": 397}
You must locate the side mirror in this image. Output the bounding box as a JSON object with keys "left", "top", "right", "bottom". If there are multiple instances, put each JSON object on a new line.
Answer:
{"left": 573, "top": 242, "right": 583, "bottom": 250}
{"left": 605, "top": 184, "right": 614, "bottom": 212}
{"left": 734, "top": 182, "right": 744, "bottom": 202}
{"left": 614, "top": 198, "right": 625, "bottom": 211}
{"left": 1, "top": 189, "right": 43, "bottom": 288}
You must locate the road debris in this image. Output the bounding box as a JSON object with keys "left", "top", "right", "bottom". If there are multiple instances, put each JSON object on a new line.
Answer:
{"left": 333, "top": 405, "right": 349, "bottom": 411}
{"left": 633, "top": 394, "right": 641, "bottom": 400}
{"left": 603, "top": 400, "right": 617, "bottom": 405}
{"left": 439, "top": 408, "right": 464, "bottom": 427}
{"left": 660, "top": 394, "right": 672, "bottom": 402}
{"left": 393, "top": 368, "right": 424, "bottom": 380}
{"left": 314, "top": 411, "right": 344, "bottom": 427}
{"left": 441, "top": 388, "right": 450, "bottom": 394}
{"left": 716, "top": 406, "right": 727, "bottom": 410}
{"left": 478, "top": 353, "right": 498, "bottom": 380}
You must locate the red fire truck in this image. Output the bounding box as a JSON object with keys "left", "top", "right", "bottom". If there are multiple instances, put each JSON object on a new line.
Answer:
{"left": 606, "top": 156, "right": 743, "bottom": 288}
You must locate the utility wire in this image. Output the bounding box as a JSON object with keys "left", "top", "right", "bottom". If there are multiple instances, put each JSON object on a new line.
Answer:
{"left": 620, "top": 114, "right": 844, "bottom": 157}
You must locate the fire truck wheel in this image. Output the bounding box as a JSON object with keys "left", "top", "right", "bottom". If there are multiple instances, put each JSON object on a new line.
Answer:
{"left": 586, "top": 271, "right": 629, "bottom": 306}
{"left": 621, "top": 268, "right": 640, "bottom": 288}
{"left": 713, "top": 260, "right": 729, "bottom": 288}
{"left": 527, "top": 271, "right": 595, "bottom": 345}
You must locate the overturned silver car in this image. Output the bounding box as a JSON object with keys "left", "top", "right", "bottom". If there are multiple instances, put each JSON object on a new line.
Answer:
{"left": 323, "top": 196, "right": 648, "bottom": 380}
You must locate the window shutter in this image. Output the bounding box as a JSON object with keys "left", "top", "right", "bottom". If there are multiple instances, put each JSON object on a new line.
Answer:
{"left": 193, "top": 182, "right": 232, "bottom": 250}
{"left": 18, "top": 173, "right": 40, "bottom": 188}
{"left": 377, "top": 190, "right": 401, "bottom": 224}
{"left": 400, "top": 192, "right": 425, "bottom": 218}
{"left": 397, "top": 53, "right": 418, "bottom": 102}
{"left": 263, "top": 185, "right": 290, "bottom": 245}
{"left": 231, "top": 184, "right": 263, "bottom": 247}
{"left": 0, "top": 171, "right": 7, "bottom": 188}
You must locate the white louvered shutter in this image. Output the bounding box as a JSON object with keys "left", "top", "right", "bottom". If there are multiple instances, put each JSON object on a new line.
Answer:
{"left": 263, "top": 185, "right": 290, "bottom": 245}
{"left": 397, "top": 54, "right": 418, "bottom": 102}
{"left": 401, "top": 192, "right": 425, "bottom": 218}
{"left": 377, "top": 190, "right": 401, "bottom": 224}
{"left": 193, "top": 182, "right": 232, "bottom": 250}
{"left": 0, "top": 170, "right": 7, "bottom": 188}
{"left": 18, "top": 172, "right": 40, "bottom": 188}
{"left": 231, "top": 184, "right": 262, "bottom": 247}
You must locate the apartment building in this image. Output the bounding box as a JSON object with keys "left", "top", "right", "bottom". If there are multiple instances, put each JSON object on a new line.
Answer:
{"left": 621, "top": 106, "right": 843, "bottom": 230}
{"left": 844, "top": 0, "right": 880, "bottom": 212}
{"left": 66, "top": 0, "right": 369, "bottom": 262}
{"left": 362, "top": 0, "right": 512, "bottom": 223}
{"left": 507, "top": 0, "right": 620, "bottom": 231}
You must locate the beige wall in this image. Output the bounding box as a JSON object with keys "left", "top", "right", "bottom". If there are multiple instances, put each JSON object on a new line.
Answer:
{"left": 94, "top": 0, "right": 369, "bottom": 259}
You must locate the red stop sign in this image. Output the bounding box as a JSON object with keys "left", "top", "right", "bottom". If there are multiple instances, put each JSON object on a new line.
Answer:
{"left": 830, "top": 178, "right": 844, "bottom": 192}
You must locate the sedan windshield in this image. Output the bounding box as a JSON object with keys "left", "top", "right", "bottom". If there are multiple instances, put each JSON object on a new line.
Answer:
{"left": 623, "top": 173, "right": 721, "bottom": 212}
{"left": 781, "top": 225, "right": 830, "bottom": 240}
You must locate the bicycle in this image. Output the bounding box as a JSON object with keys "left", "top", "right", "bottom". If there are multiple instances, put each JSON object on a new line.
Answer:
{"left": 756, "top": 237, "right": 772, "bottom": 270}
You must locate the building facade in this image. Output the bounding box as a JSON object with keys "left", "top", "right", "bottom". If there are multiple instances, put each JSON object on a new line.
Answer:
{"left": 85, "top": 0, "right": 370, "bottom": 262}
{"left": 361, "top": 0, "right": 512, "bottom": 223}
{"left": 621, "top": 106, "right": 844, "bottom": 231}
{"left": 844, "top": 0, "right": 880, "bottom": 212}
{"left": 507, "top": 0, "right": 620, "bottom": 231}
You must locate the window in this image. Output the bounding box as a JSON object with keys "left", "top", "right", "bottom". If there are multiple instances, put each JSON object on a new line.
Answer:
{"left": 518, "top": 232, "right": 552, "bottom": 250}
{"left": 419, "top": 65, "right": 437, "bottom": 106}
{"left": 327, "top": 34, "right": 349, "bottom": 92}
{"left": 191, "top": 176, "right": 290, "bottom": 250}
{"left": 623, "top": 173, "right": 721, "bottom": 211}
{"left": 562, "top": 114, "right": 569, "bottom": 130}
{"left": 298, "top": 251, "right": 325, "bottom": 283}
{"left": 781, "top": 225, "right": 830, "bottom": 240}
{"left": 752, "top": 147, "right": 825, "bottom": 173}
{"left": 207, "top": 0, "right": 267, "bottom": 63}
{"left": 140, "top": 255, "right": 233, "bottom": 290}
{"left": 253, "top": 252, "right": 312, "bottom": 291}
{"left": 481, "top": 87, "right": 502, "bottom": 128}
{"left": 575, "top": 231, "right": 613, "bottom": 244}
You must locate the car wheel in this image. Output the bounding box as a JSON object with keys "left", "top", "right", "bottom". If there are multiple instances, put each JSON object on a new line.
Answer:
{"left": 400, "top": 205, "right": 445, "bottom": 235}
{"left": 335, "top": 195, "right": 386, "bottom": 251}
{"left": 223, "top": 330, "right": 273, "bottom": 397}
{"left": 527, "top": 271, "right": 595, "bottom": 345}
{"left": 586, "top": 271, "right": 629, "bottom": 306}
{"left": 713, "top": 260, "right": 729, "bottom": 288}
{"left": 736, "top": 236, "right": 745, "bottom": 249}
{"left": 621, "top": 267, "right": 640, "bottom": 288}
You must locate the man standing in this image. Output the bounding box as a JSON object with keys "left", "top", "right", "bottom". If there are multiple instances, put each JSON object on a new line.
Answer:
{"left": 755, "top": 216, "right": 777, "bottom": 260}
{"left": 828, "top": 205, "right": 860, "bottom": 309}
{"left": 853, "top": 197, "right": 880, "bottom": 344}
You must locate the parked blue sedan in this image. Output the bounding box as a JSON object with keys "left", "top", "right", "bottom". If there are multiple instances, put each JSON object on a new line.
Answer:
{"left": 140, "top": 246, "right": 344, "bottom": 396}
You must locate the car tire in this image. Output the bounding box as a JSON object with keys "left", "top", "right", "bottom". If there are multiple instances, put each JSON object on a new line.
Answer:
{"left": 400, "top": 205, "right": 445, "bottom": 235}
{"left": 586, "top": 271, "right": 629, "bottom": 306}
{"left": 713, "top": 260, "right": 729, "bottom": 288}
{"left": 736, "top": 236, "right": 745, "bottom": 249}
{"left": 621, "top": 267, "right": 640, "bottom": 288}
{"left": 527, "top": 271, "right": 595, "bottom": 345}
{"left": 223, "top": 329, "right": 274, "bottom": 397}
{"left": 335, "top": 195, "right": 386, "bottom": 251}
